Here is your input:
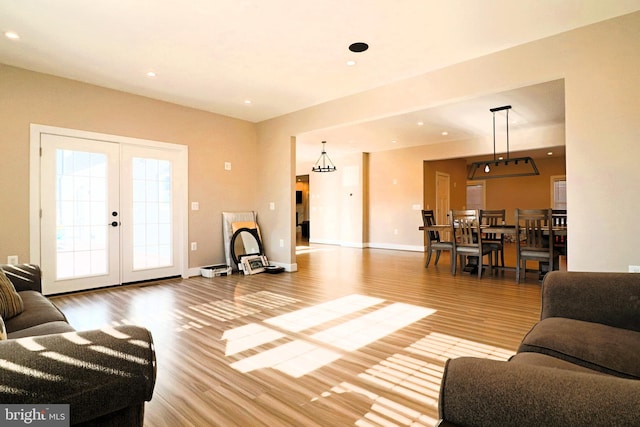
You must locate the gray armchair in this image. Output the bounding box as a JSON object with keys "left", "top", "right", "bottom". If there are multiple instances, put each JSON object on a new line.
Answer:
{"left": 438, "top": 271, "right": 640, "bottom": 426}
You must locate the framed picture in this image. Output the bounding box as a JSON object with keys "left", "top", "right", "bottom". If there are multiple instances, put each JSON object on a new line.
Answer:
{"left": 241, "top": 255, "right": 268, "bottom": 275}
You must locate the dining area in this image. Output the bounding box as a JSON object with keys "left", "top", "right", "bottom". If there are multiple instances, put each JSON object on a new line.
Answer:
{"left": 419, "top": 208, "right": 567, "bottom": 283}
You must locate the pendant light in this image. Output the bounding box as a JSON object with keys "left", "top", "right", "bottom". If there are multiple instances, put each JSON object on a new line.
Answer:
{"left": 468, "top": 105, "right": 539, "bottom": 180}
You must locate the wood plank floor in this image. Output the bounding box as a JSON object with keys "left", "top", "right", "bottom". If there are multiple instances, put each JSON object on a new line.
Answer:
{"left": 51, "top": 244, "right": 544, "bottom": 426}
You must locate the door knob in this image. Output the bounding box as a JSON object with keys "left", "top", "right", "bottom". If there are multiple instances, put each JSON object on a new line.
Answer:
{"left": 111, "top": 221, "right": 119, "bottom": 227}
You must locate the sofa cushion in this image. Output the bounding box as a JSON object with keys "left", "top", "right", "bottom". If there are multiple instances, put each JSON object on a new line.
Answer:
{"left": 7, "top": 321, "right": 75, "bottom": 339}
{"left": 510, "top": 352, "right": 608, "bottom": 375}
{"left": 0, "top": 267, "right": 24, "bottom": 319}
{"left": 4, "top": 291, "right": 68, "bottom": 333}
{"left": 518, "top": 317, "right": 640, "bottom": 379}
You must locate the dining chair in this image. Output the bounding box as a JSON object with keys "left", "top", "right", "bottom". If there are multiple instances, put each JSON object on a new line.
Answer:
{"left": 551, "top": 209, "right": 568, "bottom": 256}
{"left": 421, "top": 210, "right": 454, "bottom": 273}
{"left": 479, "top": 209, "right": 506, "bottom": 273}
{"left": 450, "top": 209, "right": 493, "bottom": 278}
{"left": 515, "top": 208, "right": 560, "bottom": 283}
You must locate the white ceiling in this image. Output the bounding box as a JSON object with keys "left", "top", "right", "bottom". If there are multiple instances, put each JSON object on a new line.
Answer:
{"left": 296, "top": 79, "right": 567, "bottom": 164}
{"left": 1, "top": 1, "right": 638, "bottom": 162}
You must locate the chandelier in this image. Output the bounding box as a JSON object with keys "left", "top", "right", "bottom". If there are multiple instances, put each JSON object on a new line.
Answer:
{"left": 311, "top": 141, "right": 337, "bottom": 173}
{"left": 468, "top": 105, "right": 539, "bottom": 180}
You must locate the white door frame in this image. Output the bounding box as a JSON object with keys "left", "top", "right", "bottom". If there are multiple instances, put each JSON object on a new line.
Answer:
{"left": 29, "top": 124, "right": 189, "bottom": 284}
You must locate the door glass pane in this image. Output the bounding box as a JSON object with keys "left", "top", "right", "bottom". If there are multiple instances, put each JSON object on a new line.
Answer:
{"left": 132, "top": 157, "right": 173, "bottom": 270}
{"left": 55, "top": 149, "right": 108, "bottom": 279}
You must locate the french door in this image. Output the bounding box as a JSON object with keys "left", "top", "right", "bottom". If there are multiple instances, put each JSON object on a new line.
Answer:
{"left": 36, "top": 128, "right": 186, "bottom": 294}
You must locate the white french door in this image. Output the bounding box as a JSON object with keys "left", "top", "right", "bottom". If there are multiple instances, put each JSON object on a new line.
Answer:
{"left": 120, "top": 144, "right": 181, "bottom": 283}
{"left": 36, "top": 128, "right": 186, "bottom": 294}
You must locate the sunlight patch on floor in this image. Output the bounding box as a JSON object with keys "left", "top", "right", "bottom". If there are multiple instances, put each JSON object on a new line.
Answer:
{"left": 224, "top": 295, "right": 436, "bottom": 378}
{"left": 311, "top": 332, "right": 513, "bottom": 427}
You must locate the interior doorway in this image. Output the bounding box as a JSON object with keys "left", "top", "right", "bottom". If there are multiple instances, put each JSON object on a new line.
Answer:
{"left": 296, "top": 175, "right": 310, "bottom": 244}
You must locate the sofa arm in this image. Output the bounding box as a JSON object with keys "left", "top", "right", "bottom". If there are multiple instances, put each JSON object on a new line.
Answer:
{"left": 1, "top": 264, "right": 42, "bottom": 293}
{"left": 439, "top": 357, "right": 640, "bottom": 427}
{"left": 541, "top": 271, "right": 640, "bottom": 332}
{"left": 0, "top": 325, "right": 156, "bottom": 425}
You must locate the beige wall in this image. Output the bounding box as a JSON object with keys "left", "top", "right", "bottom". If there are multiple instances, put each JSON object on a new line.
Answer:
{"left": 484, "top": 156, "right": 566, "bottom": 224}
{"left": 0, "top": 64, "right": 257, "bottom": 270}
{"left": 424, "top": 155, "right": 566, "bottom": 223}
{"left": 264, "top": 12, "right": 640, "bottom": 272}
{"left": 308, "top": 152, "right": 368, "bottom": 247}
{"left": 3, "top": 13, "right": 638, "bottom": 274}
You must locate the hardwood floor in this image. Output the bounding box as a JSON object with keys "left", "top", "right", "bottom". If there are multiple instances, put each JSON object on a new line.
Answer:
{"left": 51, "top": 244, "right": 544, "bottom": 426}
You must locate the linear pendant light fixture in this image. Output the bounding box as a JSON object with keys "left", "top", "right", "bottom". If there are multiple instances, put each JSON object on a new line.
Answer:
{"left": 467, "top": 105, "right": 539, "bottom": 180}
{"left": 311, "top": 141, "right": 337, "bottom": 173}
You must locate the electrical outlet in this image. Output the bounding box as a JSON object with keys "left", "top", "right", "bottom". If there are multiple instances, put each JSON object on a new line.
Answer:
{"left": 191, "top": 202, "right": 199, "bottom": 211}
{"left": 191, "top": 242, "right": 197, "bottom": 251}
{"left": 224, "top": 162, "right": 231, "bottom": 171}
{"left": 279, "top": 239, "right": 284, "bottom": 248}
{"left": 629, "top": 265, "right": 640, "bottom": 273}
{"left": 7, "top": 255, "right": 18, "bottom": 264}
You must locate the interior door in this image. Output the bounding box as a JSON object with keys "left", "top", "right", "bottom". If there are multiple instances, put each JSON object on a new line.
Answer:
{"left": 435, "top": 172, "right": 451, "bottom": 225}
{"left": 40, "top": 133, "right": 184, "bottom": 294}
{"left": 40, "top": 134, "right": 121, "bottom": 294}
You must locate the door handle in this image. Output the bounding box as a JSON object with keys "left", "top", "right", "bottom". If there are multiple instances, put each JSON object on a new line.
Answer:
{"left": 111, "top": 221, "right": 120, "bottom": 227}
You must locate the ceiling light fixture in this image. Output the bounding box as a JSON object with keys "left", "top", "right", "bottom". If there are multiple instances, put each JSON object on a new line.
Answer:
{"left": 468, "top": 105, "right": 540, "bottom": 180}
{"left": 311, "top": 141, "right": 337, "bottom": 173}
{"left": 4, "top": 31, "right": 20, "bottom": 40}
{"left": 346, "top": 60, "right": 356, "bottom": 66}
{"left": 348, "top": 42, "right": 369, "bottom": 53}
{"left": 146, "top": 71, "right": 157, "bottom": 77}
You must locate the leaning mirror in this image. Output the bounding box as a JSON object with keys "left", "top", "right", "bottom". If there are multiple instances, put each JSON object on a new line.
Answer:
{"left": 230, "top": 228, "right": 264, "bottom": 267}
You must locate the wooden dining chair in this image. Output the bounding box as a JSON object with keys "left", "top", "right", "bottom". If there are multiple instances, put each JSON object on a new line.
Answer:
{"left": 479, "top": 209, "right": 506, "bottom": 273}
{"left": 515, "top": 208, "right": 559, "bottom": 283}
{"left": 421, "top": 210, "right": 454, "bottom": 273}
{"left": 551, "top": 209, "right": 568, "bottom": 256}
{"left": 450, "top": 209, "right": 493, "bottom": 278}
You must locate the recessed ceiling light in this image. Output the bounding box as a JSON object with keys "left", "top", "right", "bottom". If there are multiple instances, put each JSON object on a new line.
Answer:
{"left": 391, "top": 140, "right": 397, "bottom": 144}
{"left": 348, "top": 42, "right": 369, "bottom": 53}
{"left": 146, "top": 71, "right": 157, "bottom": 77}
{"left": 346, "top": 60, "right": 356, "bottom": 66}
{"left": 244, "top": 100, "right": 252, "bottom": 105}
{"left": 4, "top": 31, "right": 20, "bottom": 40}
{"left": 441, "top": 131, "right": 448, "bottom": 136}
{"left": 547, "top": 151, "right": 553, "bottom": 156}
{"left": 417, "top": 121, "right": 424, "bottom": 126}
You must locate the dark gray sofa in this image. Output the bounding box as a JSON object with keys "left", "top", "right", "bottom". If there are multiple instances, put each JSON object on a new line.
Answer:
{"left": 0, "top": 264, "right": 156, "bottom": 426}
{"left": 438, "top": 271, "right": 640, "bottom": 426}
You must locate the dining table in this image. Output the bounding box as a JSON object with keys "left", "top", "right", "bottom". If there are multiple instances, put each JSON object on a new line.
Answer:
{"left": 419, "top": 224, "right": 567, "bottom": 236}
{"left": 418, "top": 223, "right": 568, "bottom": 274}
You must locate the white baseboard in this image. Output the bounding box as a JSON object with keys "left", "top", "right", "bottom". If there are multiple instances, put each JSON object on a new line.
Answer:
{"left": 308, "top": 239, "right": 424, "bottom": 253}
{"left": 367, "top": 242, "right": 425, "bottom": 252}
